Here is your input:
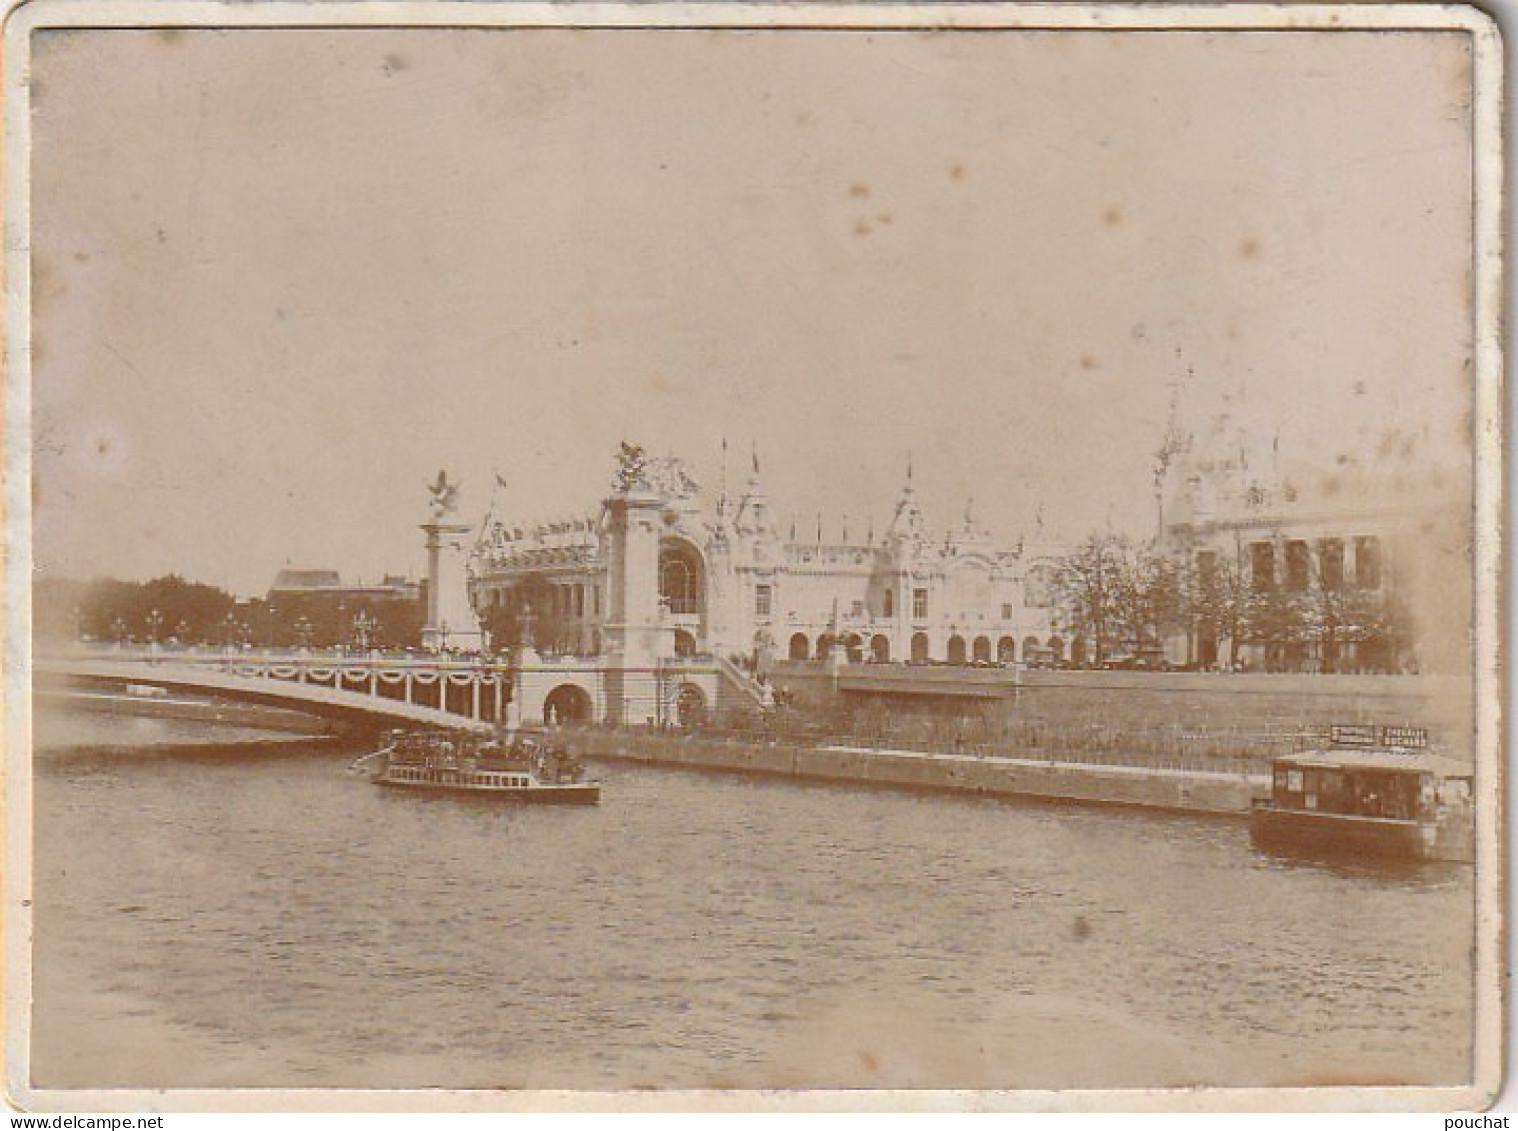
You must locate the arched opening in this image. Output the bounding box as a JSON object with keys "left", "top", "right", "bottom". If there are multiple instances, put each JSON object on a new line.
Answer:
{"left": 972, "top": 636, "right": 992, "bottom": 664}
{"left": 815, "top": 633, "right": 836, "bottom": 660}
{"left": 1048, "top": 636, "right": 1066, "bottom": 664}
{"left": 658, "top": 539, "right": 704, "bottom": 616}
{"left": 789, "top": 633, "right": 810, "bottom": 661}
{"left": 675, "top": 683, "right": 706, "bottom": 730}
{"left": 1071, "top": 638, "right": 1089, "bottom": 668}
{"left": 871, "top": 634, "right": 891, "bottom": 663}
{"left": 1023, "top": 636, "right": 1042, "bottom": 666}
{"left": 997, "top": 636, "right": 1016, "bottom": 664}
{"left": 543, "top": 683, "right": 593, "bottom": 726}
{"left": 845, "top": 633, "right": 864, "bottom": 663}
{"left": 947, "top": 635, "right": 967, "bottom": 665}
{"left": 910, "top": 632, "right": 930, "bottom": 664}
{"left": 673, "top": 628, "right": 698, "bottom": 657}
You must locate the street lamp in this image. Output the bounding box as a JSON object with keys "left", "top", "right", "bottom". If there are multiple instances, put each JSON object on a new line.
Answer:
{"left": 352, "top": 609, "right": 375, "bottom": 652}
{"left": 146, "top": 608, "right": 163, "bottom": 663}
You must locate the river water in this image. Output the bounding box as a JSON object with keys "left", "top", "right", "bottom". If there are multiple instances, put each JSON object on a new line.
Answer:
{"left": 29, "top": 712, "right": 1474, "bottom": 1092}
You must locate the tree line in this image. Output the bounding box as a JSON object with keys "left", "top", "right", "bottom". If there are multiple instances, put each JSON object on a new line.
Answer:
{"left": 1050, "top": 535, "right": 1412, "bottom": 673}
{"left": 34, "top": 574, "right": 426, "bottom": 650}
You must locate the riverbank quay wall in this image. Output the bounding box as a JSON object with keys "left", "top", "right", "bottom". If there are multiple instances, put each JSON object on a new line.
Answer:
{"left": 763, "top": 666, "right": 1473, "bottom": 765}
{"left": 575, "top": 729, "right": 1264, "bottom": 814}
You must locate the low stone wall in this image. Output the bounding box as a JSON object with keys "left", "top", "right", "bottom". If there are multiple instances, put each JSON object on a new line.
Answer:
{"left": 764, "top": 666, "right": 1472, "bottom": 761}
{"left": 575, "top": 729, "right": 1264, "bottom": 816}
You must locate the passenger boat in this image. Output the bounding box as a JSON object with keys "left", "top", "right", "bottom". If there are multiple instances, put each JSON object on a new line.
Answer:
{"left": 360, "top": 728, "right": 600, "bottom": 804}
{"left": 1250, "top": 725, "right": 1473, "bottom": 863}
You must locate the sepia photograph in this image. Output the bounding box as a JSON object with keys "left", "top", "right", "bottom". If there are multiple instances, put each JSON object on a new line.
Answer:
{"left": 4, "top": 0, "right": 1504, "bottom": 1113}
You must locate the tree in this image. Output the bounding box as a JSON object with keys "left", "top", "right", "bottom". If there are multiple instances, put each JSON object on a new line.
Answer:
{"left": 1124, "top": 549, "right": 1192, "bottom": 654}
{"left": 1052, "top": 535, "right": 1135, "bottom": 667}
{"left": 1296, "top": 555, "right": 1414, "bottom": 674}
{"left": 1192, "top": 554, "right": 1251, "bottom": 669}
{"left": 478, "top": 574, "right": 574, "bottom": 655}
{"left": 73, "top": 574, "right": 237, "bottom": 644}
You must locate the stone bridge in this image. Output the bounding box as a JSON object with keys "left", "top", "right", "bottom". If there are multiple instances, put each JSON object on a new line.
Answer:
{"left": 34, "top": 646, "right": 763, "bottom": 733}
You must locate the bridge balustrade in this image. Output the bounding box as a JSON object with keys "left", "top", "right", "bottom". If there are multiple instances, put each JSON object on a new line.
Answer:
{"left": 44, "top": 646, "right": 515, "bottom": 729}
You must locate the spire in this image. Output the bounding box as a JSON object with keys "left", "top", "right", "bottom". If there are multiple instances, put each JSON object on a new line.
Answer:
{"left": 885, "top": 454, "right": 925, "bottom": 543}
{"left": 719, "top": 437, "right": 729, "bottom": 513}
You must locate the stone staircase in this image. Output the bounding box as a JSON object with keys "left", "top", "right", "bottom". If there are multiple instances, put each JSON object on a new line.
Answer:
{"left": 711, "top": 653, "right": 771, "bottom": 718}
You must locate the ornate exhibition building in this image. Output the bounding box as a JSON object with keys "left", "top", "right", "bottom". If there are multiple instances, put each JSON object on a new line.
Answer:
{"left": 466, "top": 444, "right": 1065, "bottom": 672}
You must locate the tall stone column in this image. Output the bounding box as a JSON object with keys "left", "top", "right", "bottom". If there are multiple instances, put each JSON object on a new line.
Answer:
{"left": 421, "top": 519, "right": 483, "bottom": 653}
{"left": 601, "top": 490, "right": 674, "bottom": 725}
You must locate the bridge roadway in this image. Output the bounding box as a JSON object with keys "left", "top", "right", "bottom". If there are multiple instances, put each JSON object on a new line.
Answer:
{"left": 34, "top": 647, "right": 512, "bottom": 734}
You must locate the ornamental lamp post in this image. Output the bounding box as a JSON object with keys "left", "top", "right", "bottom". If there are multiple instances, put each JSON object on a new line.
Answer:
{"left": 146, "top": 608, "right": 163, "bottom": 663}
{"left": 352, "top": 609, "right": 375, "bottom": 652}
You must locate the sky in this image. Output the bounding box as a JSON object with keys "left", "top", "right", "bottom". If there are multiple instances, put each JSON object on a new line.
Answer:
{"left": 27, "top": 25, "right": 1476, "bottom": 597}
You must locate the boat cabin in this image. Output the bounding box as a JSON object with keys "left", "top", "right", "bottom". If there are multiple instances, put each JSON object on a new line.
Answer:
{"left": 1268, "top": 748, "right": 1472, "bottom": 823}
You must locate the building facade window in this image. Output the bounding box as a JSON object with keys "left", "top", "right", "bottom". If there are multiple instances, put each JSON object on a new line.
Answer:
{"left": 1250, "top": 541, "right": 1275, "bottom": 590}
{"left": 1285, "top": 540, "right": 1310, "bottom": 592}
{"left": 1001, "top": 603, "right": 1014, "bottom": 621}
{"left": 1355, "top": 536, "right": 1382, "bottom": 589}
{"left": 1197, "top": 550, "right": 1217, "bottom": 585}
{"left": 659, "top": 541, "right": 702, "bottom": 615}
{"left": 883, "top": 588, "right": 894, "bottom": 618}
{"left": 912, "top": 588, "right": 929, "bottom": 620}
{"left": 1319, "top": 539, "right": 1345, "bottom": 590}
{"left": 755, "top": 584, "right": 772, "bottom": 618}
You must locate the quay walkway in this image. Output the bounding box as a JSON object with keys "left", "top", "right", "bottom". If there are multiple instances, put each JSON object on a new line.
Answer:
{"left": 574, "top": 730, "right": 1269, "bottom": 815}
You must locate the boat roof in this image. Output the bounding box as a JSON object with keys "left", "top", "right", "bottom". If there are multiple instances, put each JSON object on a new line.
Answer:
{"left": 1278, "top": 747, "right": 1474, "bottom": 778}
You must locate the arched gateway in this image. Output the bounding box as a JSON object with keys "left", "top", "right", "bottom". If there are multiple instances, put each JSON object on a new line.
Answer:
{"left": 543, "top": 683, "right": 593, "bottom": 725}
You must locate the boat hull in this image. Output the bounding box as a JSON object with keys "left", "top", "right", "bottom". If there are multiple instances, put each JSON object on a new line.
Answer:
{"left": 1250, "top": 802, "right": 1439, "bottom": 861}
{"left": 374, "top": 775, "right": 600, "bottom": 804}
